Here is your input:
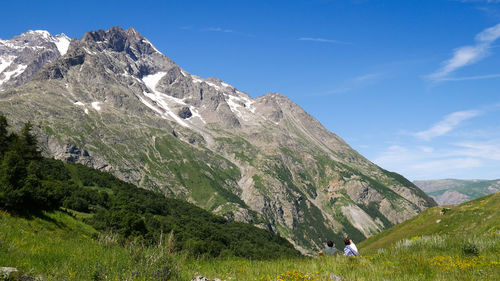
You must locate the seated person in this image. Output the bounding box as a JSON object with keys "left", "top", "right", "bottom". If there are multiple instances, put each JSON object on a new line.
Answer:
{"left": 318, "top": 240, "right": 338, "bottom": 256}
{"left": 343, "top": 238, "right": 359, "bottom": 256}
{"left": 349, "top": 239, "right": 358, "bottom": 253}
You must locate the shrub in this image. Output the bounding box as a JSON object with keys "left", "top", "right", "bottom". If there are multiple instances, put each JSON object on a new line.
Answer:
{"left": 461, "top": 242, "right": 480, "bottom": 256}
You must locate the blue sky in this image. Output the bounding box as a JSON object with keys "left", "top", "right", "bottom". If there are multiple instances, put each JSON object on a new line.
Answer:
{"left": 2, "top": 0, "right": 500, "bottom": 180}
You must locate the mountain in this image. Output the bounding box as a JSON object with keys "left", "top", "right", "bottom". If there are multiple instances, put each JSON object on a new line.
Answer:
{"left": 0, "top": 27, "right": 436, "bottom": 254}
{"left": 359, "top": 192, "right": 500, "bottom": 253}
{"left": 414, "top": 179, "right": 500, "bottom": 205}
{"left": 0, "top": 30, "right": 70, "bottom": 90}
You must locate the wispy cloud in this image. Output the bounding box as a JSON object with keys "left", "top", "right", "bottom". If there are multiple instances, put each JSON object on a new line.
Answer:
{"left": 203, "top": 27, "right": 234, "bottom": 33}
{"left": 199, "top": 27, "right": 255, "bottom": 37}
{"left": 428, "top": 22, "right": 500, "bottom": 81}
{"left": 373, "top": 145, "right": 483, "bottom": 180}
{"left": 307, "top": 87, "right": 352, "bottom": 96}
{"left": 458, "top": 0, "right": 500, "bottom": 3}
{"left": 437, "top": 73, "right": 500, "bottom": 81}
{"left": 308, "top": 72, "right": 386, "bottom": 97}
{"left": 414, "top": 110, "right": 481, "bottom": 140}
{"left": 372, "top": 103, "right": 500, "bottom": 180}
{"left": 454, "top": 140, "right": 500, "bottom": 160}
{"left": 298, "top": 37, "right": 352, "bottom": 45}
{"left": 351, "top": 72, "right": 385, "bottom": 82}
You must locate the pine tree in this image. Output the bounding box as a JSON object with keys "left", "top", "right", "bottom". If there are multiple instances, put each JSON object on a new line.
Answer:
{"left": 20, "top": 122, "right": 41, "bottom": 160}
{"left": 0, "top": 115, "right": 8, "bottom": 157}
{"left": 0, "top": 150, "right": 27, "bottom": 210}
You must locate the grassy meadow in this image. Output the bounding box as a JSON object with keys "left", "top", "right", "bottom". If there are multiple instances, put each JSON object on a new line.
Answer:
{"left": 1, "top": 193, "right": 499, "bottom": 281}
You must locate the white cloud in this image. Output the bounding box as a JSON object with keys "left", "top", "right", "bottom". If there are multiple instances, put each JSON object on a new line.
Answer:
{"left": 459, "top": 0, "right": 500, "bottom": 3}
{"left": 410, "top": 158, "right": 482, "bottom": 171}
{"left": 298, "top": 37, "right": 351, "bottom": 45}
{"left": 428, "top": 22, "right": 500, "bottom": 81}
{"left": 419, "top": 146, "right": 435, "bottom": 153}
{"left": 414, "top": 110, "right": 481, "bottom": 141}
{"left": 351, "top": 72, "right": 385, "bottom": 82}
{"left": 437, "top": 73, "right": 500, "bottom": 81}
{"left": 203, "top": 27, "right": 234, "bottom": 33}
{"left": 453, "top": 140, "right": 500, "bottom": 160}
{"left": 373, "top": 144, "right": 484, "bottom": 180}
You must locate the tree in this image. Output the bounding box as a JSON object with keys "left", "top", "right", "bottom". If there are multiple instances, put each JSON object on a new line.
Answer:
{"left": 20, "top": 122, "right": 41, "bottom": 161}
{"left": 0, "top": 115, "right": 9, "bottom": 157}
{"left": 0, "top": 150, "right": 27, "bottom": 210}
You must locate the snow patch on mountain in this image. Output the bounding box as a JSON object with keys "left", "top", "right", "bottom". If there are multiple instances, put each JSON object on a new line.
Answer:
{"left": 0, "top": 64, "right": 27, "bottom": 86}
{"left": 0, "top": 56, "right": 14, "bottom": 73}
{"left": 141, "top": 39, "right": 161, "bottom": 54}
{"left": 91, "top": 102, "right": 101, "bottom": 111}
{"left": 142, "top": 72, "right": 166, "bottom": 91}
{"left": 141, "top": 72, "right": 207, "bottom": 126}
{"left": 141, "top": 72, "right": 191, "bottom": 127}
{"left": 28, "top": 30, "right": 51, "bottom": 39}
{"left": 53, "top": 34, "right": 71, "bottom": 55}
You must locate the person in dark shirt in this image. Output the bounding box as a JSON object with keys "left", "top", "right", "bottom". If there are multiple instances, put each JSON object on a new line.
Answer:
{"left": 318, "top": 240, "right": 338, "bottom": 256}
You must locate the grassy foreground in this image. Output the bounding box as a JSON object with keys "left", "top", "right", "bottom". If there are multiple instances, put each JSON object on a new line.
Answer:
{"left": 1, "top": 208, "right": 499, "bottom": 280}
{"left": 180, "top": 233, "right": 499, "bottom": 281}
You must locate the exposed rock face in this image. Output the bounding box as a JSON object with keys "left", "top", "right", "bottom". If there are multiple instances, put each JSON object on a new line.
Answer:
{"left": 178, "top": 107, "right": 192, "bottom": 119}
{"left": 0, "top": 27, "right": 436, "bottom": 254}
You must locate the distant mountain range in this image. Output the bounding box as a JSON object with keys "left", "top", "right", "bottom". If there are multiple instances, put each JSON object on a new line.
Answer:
{"left": 0, "top": 27, "right": 436, "bottom": 254}
{"left": 414, "top": 179, "right": 500, "bottom": 205}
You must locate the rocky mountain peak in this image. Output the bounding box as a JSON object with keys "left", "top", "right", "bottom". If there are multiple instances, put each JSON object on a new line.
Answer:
{"left": 0, "top": 30, "right": 70, "bottom": 90}
{"left": 80, "top": 26, "right": 160, "bottom": 60}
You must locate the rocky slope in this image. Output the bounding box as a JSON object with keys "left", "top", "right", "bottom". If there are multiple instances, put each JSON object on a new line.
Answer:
{"left": 414, "top": 179, "right": 500, "bottom": 205}
{"left": 0, "top": 27, "right": 436, "bottom": 254}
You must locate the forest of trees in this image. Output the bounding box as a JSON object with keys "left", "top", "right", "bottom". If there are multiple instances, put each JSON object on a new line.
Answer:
{"left": 0, "top": 116, "right": 300, "bottom": 259}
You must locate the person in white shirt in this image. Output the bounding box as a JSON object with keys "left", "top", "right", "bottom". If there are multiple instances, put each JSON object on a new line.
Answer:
{"left": 343, "top": 238, "right": 359, "bottom": 256}
{"left": 349, "top": 239, "right": 358, "bottom": 253}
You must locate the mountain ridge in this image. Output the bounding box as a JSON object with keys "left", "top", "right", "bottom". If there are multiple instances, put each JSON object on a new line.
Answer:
{"left": 414, "top": 178, "right": 500, "bottom": 205}
{"left": 0, "top": 26, "right": 436, "bottom": 254}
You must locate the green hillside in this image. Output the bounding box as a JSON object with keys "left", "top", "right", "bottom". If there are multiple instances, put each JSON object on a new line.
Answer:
{"left": 360, "top": 192, "right": 500, "bottom": 253}
{"left": 0, "top": 115, "right": 299, "bottom": 263}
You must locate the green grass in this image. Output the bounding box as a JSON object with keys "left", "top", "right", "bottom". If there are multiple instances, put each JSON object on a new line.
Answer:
{"left": 0, "top": 210, "right": 181, "bottom": 281}
{"left": 178, "top": 237, "right": 499, "bottom": 281}
{"left": 182, "top": 193, "right": 500, "bottom": 280}
{"left": 1, "top": 200, "right": 499, "bottom": 281}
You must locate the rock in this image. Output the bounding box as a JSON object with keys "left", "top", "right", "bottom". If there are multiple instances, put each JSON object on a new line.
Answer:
{"left": 0, "top": 267, "right": 18, "bottom": 276}
{"left": 190, "top": 276, "right": 222, "bottom": 281}
{"left": 329, "top": 273, "right": 343, "bottom": 280}
{"left": 191, "top": 277, "right": 209, "bottom": 281}
{"left": 178, "top": 107, "right": 192, "bottom": 119}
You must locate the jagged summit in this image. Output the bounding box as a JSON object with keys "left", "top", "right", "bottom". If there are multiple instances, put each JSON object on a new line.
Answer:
{"left": 81, "top": 26, "right": 160, "bottom": 59}
{"left": 0, "top": 27, "right": 436, "bottom": 254}
{"left": 0, "top": 29, "right": 70, "bottom": 90}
